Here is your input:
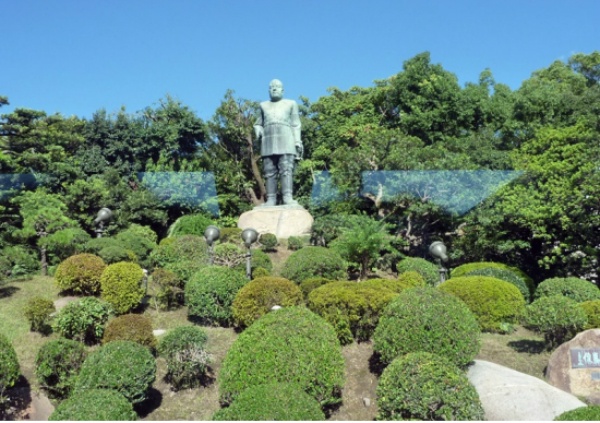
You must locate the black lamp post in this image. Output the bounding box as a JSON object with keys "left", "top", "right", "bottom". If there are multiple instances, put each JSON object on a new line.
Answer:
{"left": 204, "top": 225, "right": 220, "bottom": 265}
{"left": 93, "top": 207, "right": 113, "bottom": 238}
{"left": 429, "top": 241, "right": 449, "bottom": 286}
{"left": 241, "top": 228, "right": 259, "bottom": 280}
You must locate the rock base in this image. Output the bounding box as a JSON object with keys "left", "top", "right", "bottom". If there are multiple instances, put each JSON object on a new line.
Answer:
{"left": 238, "top": 205, "right": 313, "bottom": 239}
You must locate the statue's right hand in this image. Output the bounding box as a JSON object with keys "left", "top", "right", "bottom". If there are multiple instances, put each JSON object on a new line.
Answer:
{"left": 254, "top": 127, "right": 263, "bottom": 140}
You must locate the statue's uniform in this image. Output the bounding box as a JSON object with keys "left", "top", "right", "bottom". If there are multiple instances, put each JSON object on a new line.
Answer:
{"left": 254, "top": 99, "right": 302, "bottom": 205}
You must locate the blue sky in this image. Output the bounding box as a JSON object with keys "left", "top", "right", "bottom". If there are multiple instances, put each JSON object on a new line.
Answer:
{"left": 2, "top": 0, "right": 599, "bottom": 121}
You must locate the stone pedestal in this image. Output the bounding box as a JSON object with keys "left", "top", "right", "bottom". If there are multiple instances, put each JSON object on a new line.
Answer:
{"left": 237, "top": 205, "right": 313, "bottom": 238}
{"left": 546, "top": 329, "right": 600, "bottom": 404}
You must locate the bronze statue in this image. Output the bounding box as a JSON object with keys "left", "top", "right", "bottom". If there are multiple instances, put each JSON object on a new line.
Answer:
{"left": 254, "top": 79, "right": 303, "bottom": 206}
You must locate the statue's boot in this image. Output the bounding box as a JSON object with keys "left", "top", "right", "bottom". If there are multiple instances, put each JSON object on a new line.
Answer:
{"left": 263, "top": 175, "right": 277, "bottom": 206}
{"left": 281, "top": 173, "right": 298, "bottom": 206}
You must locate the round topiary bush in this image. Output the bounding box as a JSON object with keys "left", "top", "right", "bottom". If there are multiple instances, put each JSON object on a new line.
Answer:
{"left": 376, "top": 352, "right": 484, "bottom": 421}
{"left": 98, "top": 245, "right": 137, "bottom": 265}
{"left": 439, "top": 276, "right": 526, "bottom": 332}
{"left": 232, "top": 249, "right": 273, "bottom": 274}
{"left": 75, "top": 340, "right": 156, "bottom": 404}
{"left": 54, "top": 253, "right": 106, "bottom": 295}
{"left": 219, "top": 227, "right": 242, "bottom": 244}
{"left": 151, "top": 267, "right": 183, "bottom": 310}
{"left": 219, "top": 306, "right": 345, "bottom": 410}
{"left": 465, "top": 267, "right": 532, "bottom": 302}
{"left": 158, "top": 325, "right": 210, "bottom": 390}
{"left": 24, "top": 296, "right": 55, "bottom": 334}
{"left": 360, "top": 272, "right": 426, "bottom": 294}
{"left": 186, "top": 266, "right": 248, "bottom": 326}
{"left": 287, "top": 236, "right": 304, "bottom": 251}
{"left": 396, "top": 257, "right": 440, "bottom": 286}
{"left": 52, "top": 297, "right": 113, "bottom": 344}
{"left": 373, "top": 287, "right": 481, "bottom": 368}
{"left": 102, "top": 314, "right": 157, "bottom": 352}
{"left": 232, "top": 277, "right": 304, "bottom": 328}
{"left": 259, "top": 233, "right": 278, "bottom": 252}
{"left": 452, "top": 261, "right": 534, "bottom": 292}
{"left": 48, "top": 388, "right": 136, "bottom": 421}
{"left": 100, "top": 262, "right": 145, "bottom": 314}
{"left": 0, "top": 333, "right": 20, "bottom": 399}
{"left": 280, "top": 246, "right": 346, "bottom": 284}
{"left": 523, "top": 295, "right": 588, "bottom": 349}
{"left": 150, "top": 235, "right": 209, "bottom": 282}
{"left": 115, "top": 226, "right": 157, "bottom": 269}
{"left": 35, "top": 338, "right": 86, "bottom": 399}
{"left": 308, "top": 281, "right": 398, "bottom": 344}
{"left": 212, "top": 382, "right": 325, "bottom": 421}
{"left": 534, "top": 277, "right": 600, "bottom": 303}
{"left": 299, "top": 276, "right": 332, "bottom": 300}
{"left": 168, "top": 213, "right": 214, "bottom": 237}
{"left": 555, "top": 405, "right": 600, "bottom": 421}
{"left": 580, "top": 300, "right": 600, "bottom": 330}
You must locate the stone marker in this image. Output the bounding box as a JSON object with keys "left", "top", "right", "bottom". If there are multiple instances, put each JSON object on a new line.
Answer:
{"left": 547, "top": 329, "right": 600, "bottom": 404}
{"left": 238, "top": 205, "right": 313, "bottom": 239}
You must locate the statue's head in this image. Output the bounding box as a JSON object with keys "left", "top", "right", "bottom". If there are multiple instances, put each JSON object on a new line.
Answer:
{"left": 269, "top": 79, "right": 284, "bottom": 101}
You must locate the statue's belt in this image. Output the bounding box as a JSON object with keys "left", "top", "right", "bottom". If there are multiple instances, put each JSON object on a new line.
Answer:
{"left": 263, "top": 121, "right": 294, "bottom": 127}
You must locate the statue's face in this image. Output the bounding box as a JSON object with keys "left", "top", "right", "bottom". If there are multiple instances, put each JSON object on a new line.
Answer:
{"left": 269, "top": 80, "right": 283, "bottom": 101}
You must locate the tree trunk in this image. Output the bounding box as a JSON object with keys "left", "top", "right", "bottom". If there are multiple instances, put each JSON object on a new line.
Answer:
{"left": 40, "top": 246, "right": 48, "bottom": 276}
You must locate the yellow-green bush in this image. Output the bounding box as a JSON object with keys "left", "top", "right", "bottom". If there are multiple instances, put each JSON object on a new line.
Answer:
{"left": 299, "top": 277, "right": 332, "bottom": 300}
{"left": 451, "top": 261, "right": 534, "bottom": 293}
{"left": 102, "top": 313, "right": 157, "bottom": 352}
{"left": 360, "top": 272, "right": 425, "bottom": 293}
{"left": 100, "top": 262, "right": 145, "bottom": 315}
{"left": 280, "top": 247, "right": 346, "bottom": 283}
{"left": 308, "top": 281, "right": 398, "bottom": 344}
{"left": 24, "top": 297, "right": 55, "bottom": 334}
{"left": 55, "top": 253, "right": 106, "bottom": 295}
{"left": 580, "top": 300, "right": 600, "bottom": 330}
{"left": 439, "top": 276, "right": 526, "bottom": 332}
{"left": 232, "top": 277, "right": 303, "bottom": 329}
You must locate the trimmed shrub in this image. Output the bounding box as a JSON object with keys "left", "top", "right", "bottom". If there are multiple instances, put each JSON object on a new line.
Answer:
{"left": 259, "top": 233, "right": 278, "bottom": 252}
{"left": 123, "top": 223, "right": 158, "bottom": 244}
{"left": 310, "top": 213, "right": 362, "bottom": 246}
{"left": 232, "top": 249, "right": 273, "bottom": 274}
{"left": 24, "top": 297, "right": 55, "bottom": 334}
{"left": 102, "top": 314, "right": 157, "bottom": 352}
{"left": 150, "top": 235, "right": 209, "bottom": 281}
{"left": 287, "top": 236, "right": 304, "bottom": 251}
{"left": 580, "top": 300, "right": 600, "bottom": 330}
{"left": 75, "top": 340, "right": 156, "bottom": 404}
{"left": 360, "top": 272, "right": 426, "bottom": 293}
{"left": 232, "top": 277, "right": 304, "bottom": 328}
{"left": 40, "top": 227, "right": 91, "bottom": 265}
{"left": 280, "top": 246, "right": 346, "bottom": 284}
{"left": 439, "top": 276, "right": 526, "bottom": 332}
{"left": 49, "top": 388, "right": 136, "bottom": 421}
{"left": 252, "top": 267, "right": 270, "bottom": 278}
{"left": 98, "top": 245, "right": 136, "bottom": 264}
{"left": 308, "top": 281, "right": 398, "bottom": 344}
{"left": 83, "top": 236, "right": 121, "bottom": 255}
{"left": 0, "top": 333, "right": 20, "bottom": 400}
{"left": 54, "top": 253, "right": 106, "bottom": 295}
{"left": 465, "top": 267, "right": 532, "bottom": 302}
{"left": 115, "top": 226, "right": 157, "bottom": 268}
{"left": 376, "top": 352, "right": 484, "bottom": 421}
{"left": 100, "top": 262, "right": 145, "bottom": 314}
{"left": 186, "top": 266, "right": 248, "bottom": 326}
{"left": 35, "top": 338, "right": 86, "bottom": 399}
{"left": 0, "top": 245, "right": 40, "bottom": 277}
{"left": 158, "top": 326, "right": 210, "bottom": 390}
{"left": 213, "top": 242, "right": 245, "bottom": 268}
{"left": 219, "top": 227, "right": 242, "bottom": 244}
{"left": 523, "top": 295, "right": 587, "bottom": 349}
{"left": 213, "top": 382, "right": 325, "bottom": 421}
{"left": 373, "top": 287, "right": 481, "bottom": 368}
{"left": 555, "top": 405, "right": 600, "bottom": 421}
{"left": 53, "top": 297, "right": 113, "bottom": 344}
{"left": 218, "top": 307, "right": 345, "bottom": 409}
{"left": 168, "top": 213, "right": 214, "bottom": 237}
{"left": 534, "top": 277, "right": 600, "bottom": 303}
{"left": 299, "top": 276, "right": 332, "bottom": 300}
{"left": 452, "top": 261, "right": 534, "bottom": 293}
{"left": 396, "top": 257, "right": 440, "bottom": 286}
{"left": 151, "top": 267, "right": 183, "bottom": 310}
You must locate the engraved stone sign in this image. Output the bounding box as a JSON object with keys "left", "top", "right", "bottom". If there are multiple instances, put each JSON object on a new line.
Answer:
{"left": 546, "top": 329, "right": 600, "bottom": 404}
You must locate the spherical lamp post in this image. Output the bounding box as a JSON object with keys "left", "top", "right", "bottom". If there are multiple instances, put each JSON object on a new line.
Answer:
{"left": 241, "top": 228, "right": 259, "bottom": 280}
{"left": 204, "top": 225, "right": 221, "bottom": 265}
{"left": 93, "top": 207, "right": 113, "bottom": 238}
{"left": 429, "top": 241, "right": 449, "bottom": 286}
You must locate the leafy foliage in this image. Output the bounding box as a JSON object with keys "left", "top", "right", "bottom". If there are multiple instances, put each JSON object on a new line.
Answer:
{"left": 534, "top": 277, "right": 600, "bottom": 303}
{"left": 580, "top": 300, "right": 600, "bottom": 330}
{"left": 213, "top": 383, "right": 325, "bottom": 421}
{"left": 35, "top": 338, "right": 86, "bottom": 399}
{"left": 49, "top": 388, "right": 137, "bottom": 421}
{"left": 439, "top": 276, "right": 526, "bottom": 332}
{"left": 151, "top": 267, "right": 183, "bottom": 310}
{"left": 373, "top": 287, "right": 481, "bottom": 368}
{"left": 102, "top": 313, "right": 157, "bottom": 352}
{"left": 100, "top": 262, "right": 145, "bottom": 314}
{"left": 52, "top": 297, "right": 113, "bottom": 344}
{"left": 376, "top": 352, "right": 484, "bottom": 421}
{"left": 555, "top": 405, "right": 600, "bottom": 421}
{"left": 396, "top": 257, "right": 440, "bottom": 286}
{"left": 299, "top": 276, "right": 332, "bottom": 300}
{"left": 218, "top": 307, "right": 345, "bottom": 409}
{"left": 281, "top": 246, "right": 346, "bottom": 283}
{"left": 0, "top": 333, "right": 20, "bottom": 404}
{"left": 464, "top": 267, "right": 532, "bottom": 302}
{"left": 75, "top": 340, "right": 156, "bottom": 404}
{"left": 24, "top": 297, "right": 55, "bottom": 334}
{"left": 168, "top": 213, "right": 214, "bottom": 237}
{"left": 158, "top": 326, "right": 210, "bottom": 390}
{"left": 258, "top": 233, "right": 278, "bottom": 252}
{"left": 54, "top": 253, "right": 106, "bottom": 295}
{"left": 287, "top": 236, "right": 304, "bottom": 251}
